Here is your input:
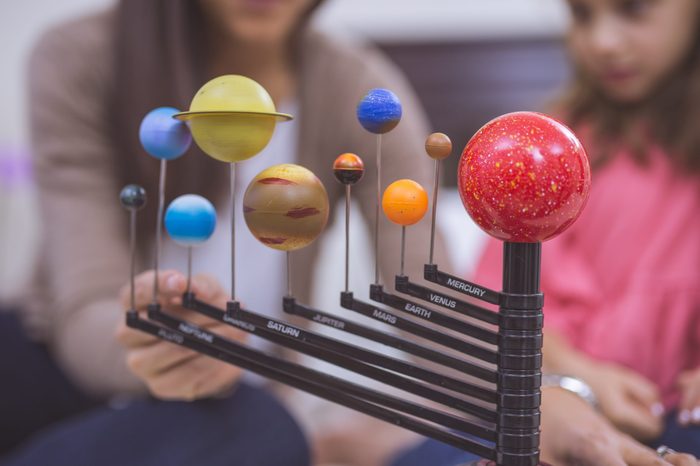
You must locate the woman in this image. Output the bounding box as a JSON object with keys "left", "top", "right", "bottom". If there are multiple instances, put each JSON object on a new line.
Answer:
{"left": 6, "top": 0, "right": 442, "bottom": 464}
{"left": 10, "top": 1, "right": 689, "bottom": 465}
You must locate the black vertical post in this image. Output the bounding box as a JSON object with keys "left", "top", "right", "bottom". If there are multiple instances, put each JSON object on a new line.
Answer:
{"left": 496, "top": 242, "right": 543, "bottom": 466}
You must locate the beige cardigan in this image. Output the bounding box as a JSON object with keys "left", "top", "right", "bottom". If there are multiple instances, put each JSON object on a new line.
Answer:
{"left": 25, "top": 10, "right": 449, "bottom": 397}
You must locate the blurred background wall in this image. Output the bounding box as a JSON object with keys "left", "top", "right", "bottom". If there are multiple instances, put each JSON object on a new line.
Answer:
{"left": 0, "top": 0, "right": 571, "bottom": 302}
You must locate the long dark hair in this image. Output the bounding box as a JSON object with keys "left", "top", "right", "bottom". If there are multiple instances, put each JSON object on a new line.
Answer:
{"left": 111, "top": 0, "right": 322, "bottom": 245}
{"left": 557, "top": 12, "right": 700, "bottom": 172}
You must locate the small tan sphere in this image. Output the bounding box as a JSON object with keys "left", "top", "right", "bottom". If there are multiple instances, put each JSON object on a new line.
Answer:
{"left": 425, "top": 132, "right": 452, "bottom": 160}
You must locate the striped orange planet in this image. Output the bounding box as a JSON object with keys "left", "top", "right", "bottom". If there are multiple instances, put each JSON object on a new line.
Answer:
{"left": 243, "top": 164, "right": 329, "bottom": 251}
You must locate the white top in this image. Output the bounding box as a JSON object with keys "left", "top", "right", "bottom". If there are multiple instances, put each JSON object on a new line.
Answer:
{"left": 161, "top": 102, "right": 299, "bottom": 320}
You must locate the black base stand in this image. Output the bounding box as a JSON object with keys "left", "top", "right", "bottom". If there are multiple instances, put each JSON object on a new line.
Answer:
{"left": 125, "top": 242, "right": 546, "bottom": 465}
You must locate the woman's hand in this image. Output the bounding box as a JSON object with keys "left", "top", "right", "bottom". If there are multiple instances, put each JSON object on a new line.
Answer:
{"left": 576, "top": 360, "right": 665, "bottom": 441}
{"left": 677, "top": 368, "right": 700, "bottom": 425}
{"left": 544, "top": 331, "right": 664, "bottom": 441}
{"left": 115, "top": 269, "right": 247, "bottom": 401}
{"left": 540, "top": 387, "right": 697, "bottom": 466}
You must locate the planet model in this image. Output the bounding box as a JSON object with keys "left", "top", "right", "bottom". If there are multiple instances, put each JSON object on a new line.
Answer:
{"left": 243, "top": 164, "right": 329, "bottom": 251}
{"left": 425, "top": 132, "right": 452, "bottom": 160}
{"left": 356, "top": 88, "right": 402, "bottom": 134}
{"left": 139, "top": 107, "right": 192, "bottom": 160}
{"left": 457, "top": 112, "right": 591, "bottom": 242}
{"left": 175, "top": 75, "right": 293, "bottom": 163}
{"left": 120, "top": 184, "right": 147, "bottom": 211}
{"left": 333, "top": 153, "right": 365, "bottom": 185}
{"left": 382, "top": 179, "right": 429, "bottom": 226}
{"left": 164, "top": 194, "right": 217, "bottom": 247}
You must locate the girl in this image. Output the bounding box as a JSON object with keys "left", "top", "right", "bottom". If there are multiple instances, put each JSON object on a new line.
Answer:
{"left": 477, "top": 0, "right": 700, "bottom": 457}
{"left": 393, "top": 0, "right": 700, "bottom": 464}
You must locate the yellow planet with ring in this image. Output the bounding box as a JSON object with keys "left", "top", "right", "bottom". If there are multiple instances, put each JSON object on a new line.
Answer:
{"left": 175, "top": 75, "right": 293, "bottom": 163}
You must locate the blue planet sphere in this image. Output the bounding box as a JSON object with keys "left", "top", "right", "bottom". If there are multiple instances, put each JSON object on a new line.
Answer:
{"left": 139, "top": 107, "right": 192, "bottom": 160}
{"left": 356, "top": 89, "right": 402, "bottom": 134}
{"left": 165, "top": 194, "right": 217, "bottom": 246}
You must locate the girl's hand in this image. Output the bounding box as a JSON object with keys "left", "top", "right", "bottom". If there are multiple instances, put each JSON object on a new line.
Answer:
{"left": 677, "top": 368, "right": 700, "bottom": 425}
{"left": 115, "top": 269, "right": 247, "bottom": 401}
{"left": 577, "top": 360, "right": 665, "bottom": 441}
{"left": 541, "top": 387, "right": 698, "bottom": 466}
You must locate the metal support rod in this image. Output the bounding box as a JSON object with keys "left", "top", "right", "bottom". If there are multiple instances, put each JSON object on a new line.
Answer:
{"left": 186, "top": 246, "right": 193, "bottom": 294}
{"left": 170, "top": 304, "right": 494, "bottom": 428}
{"left": 400, "top": 226, "right": 406, "bottom": 276}
{"left": 497, "top": 242, "right": 543, "bottom": 466}
{"left": 396, "top": 278, "right": 500, "bottom": 325}
{"left": 429, "top": 159, "right": 440, "bottom": 264}
{"left": 233, "top": 307, "right": 496, "bottom": 402}
{"left": 126, "top": 313, "right": 496, "bottom": 459}
{"left": 285, "top": 298, "right": 498, "bottom": 386}
{"left": 230, "top": 162, "right": 237, "bottom": 301}
{"left": 286, "top": 251, "right": 292, "bottom": 297}
{"left": 374, "top": 134, "right": 382, "bottom": 285}
{"left": 424, "top": 265, "right": 501, "bottom": 305}
{"left": 343, "top": 293, "right": 495, "bottom": 360}
{"left": 372, "top": 287, "right": 499, "bottom": 345}
{"left": 344, "top": 184, "right": 351, "bottom": 292}
{"left": 129, "top": 209, "right": 137, "bottom": 310}
{"left": 189, "top": 296, "right": 497, "bottom": 403}
{"left": 152, "top": 159, "right": 167, "bottom": 304}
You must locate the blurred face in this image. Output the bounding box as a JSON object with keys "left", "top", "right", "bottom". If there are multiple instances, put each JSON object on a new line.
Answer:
{"left": 566, "top": 0, "right": 700, "bottom": 103}
{"left": 199, "top": 0, "right": 318, "bottom": 45}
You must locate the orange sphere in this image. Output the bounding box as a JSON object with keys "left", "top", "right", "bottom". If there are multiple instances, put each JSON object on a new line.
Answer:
{"left": 425, "top": 132, "right": 452, "bottom": 160}
{"left": 382, "top": 179, "right": 429, "bottom": 226}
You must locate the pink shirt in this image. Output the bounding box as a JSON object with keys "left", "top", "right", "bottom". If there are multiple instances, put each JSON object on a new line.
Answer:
{"left": 475, "top": 146, "right": 700, "bottom": 407}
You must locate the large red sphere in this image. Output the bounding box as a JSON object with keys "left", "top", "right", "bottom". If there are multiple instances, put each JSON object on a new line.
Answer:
{"left": 458, "top": 112, "right": 591, "bottom": 242}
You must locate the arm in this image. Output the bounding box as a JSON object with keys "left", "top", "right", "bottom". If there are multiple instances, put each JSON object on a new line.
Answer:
{"left": 28, "top": 18, "right": 143, "bottom": 397}
{"left": 540, "top": 386, "right": 697, "bottom": 466}
{"left": 475, "top": 234, "right": 664, "bottom": 441}
{"left": 675, "top": 314, "right": 700, "bottom": 425}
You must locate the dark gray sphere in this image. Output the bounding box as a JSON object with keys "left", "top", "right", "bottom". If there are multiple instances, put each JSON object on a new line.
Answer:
{"left": 120, "top": 184, "right": 147, "bottom": 210}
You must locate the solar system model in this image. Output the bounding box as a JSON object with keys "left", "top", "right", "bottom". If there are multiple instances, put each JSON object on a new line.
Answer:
{"left": 121, "top": 75, "right": 591, "bottom": 466}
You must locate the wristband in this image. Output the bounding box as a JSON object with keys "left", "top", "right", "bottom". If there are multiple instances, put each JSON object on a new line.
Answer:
{"left": 542, "top": 374, "right": 598, "bottom": 409}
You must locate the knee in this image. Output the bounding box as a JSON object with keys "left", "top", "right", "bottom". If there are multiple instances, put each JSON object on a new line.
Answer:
{"left": 223, "top": 383, "right": 311, "bottom": 466}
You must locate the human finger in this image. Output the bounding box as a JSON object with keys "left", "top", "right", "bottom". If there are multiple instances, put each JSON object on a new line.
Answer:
{"left": 145, "top": 354, "right": 242, "bottom": 401}
{"left": 189, "top": 274, "right": 227, "bottom": 301}
{"left": 624, "top": 371, "right": 663, "bottom": 412}
{"left": 608, "top": 396, "right": 664, "bottom": 440}
{"left": 573, "top": 433, "right": 627, "bottom": 466}
{"left": 115, "top": 315, "right": 159, "bottom": 348}
{"left": 119, "top": 269, "right": 188, "bottom": 310}
{"left": 677, "top": 374, "right": 700, "bottom": 425}
{"left": 664, "top": 452, "right": 699, "bottom": 466}
{"left": 620, "top": 438, "right": 670, "bottom": 466}
{"left": 125, "top": 340, "right": 199, "bottom": 378}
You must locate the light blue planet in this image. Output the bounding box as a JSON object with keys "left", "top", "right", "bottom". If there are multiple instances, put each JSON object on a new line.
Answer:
{"left": 165, "top": 194, "right": 217, "bottom": 246}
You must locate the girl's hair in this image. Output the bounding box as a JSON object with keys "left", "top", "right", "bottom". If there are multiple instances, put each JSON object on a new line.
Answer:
{"left": 111, "top": 0, "right": 322, "bottom": 244}
{"left": 558, "top": 16, "right": 700, "bottom": 172}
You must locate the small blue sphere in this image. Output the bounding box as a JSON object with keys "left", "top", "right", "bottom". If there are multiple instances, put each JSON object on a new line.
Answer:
{"left": 139, "top": 107, "right": 192, "bottom": 160}
{"left": 165, "top": 194, "right": 217, "bottom": 247}
{"left": 356, "top": 89, "right": 402, "bottom": 134}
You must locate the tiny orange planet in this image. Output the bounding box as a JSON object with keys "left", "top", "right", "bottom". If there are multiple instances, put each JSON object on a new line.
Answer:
{"left": 333, "top": 153, "right": 365, "bottom": 185}
{"left": 382, "top": 179, "right": 428, "bottom": 226}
